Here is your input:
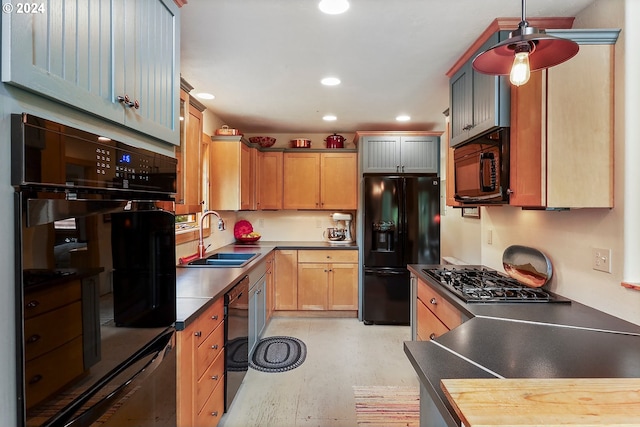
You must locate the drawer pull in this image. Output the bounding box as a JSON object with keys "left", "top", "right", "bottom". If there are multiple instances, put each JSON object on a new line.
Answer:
{"left": 429, "top": 333, "right": 436, "bottom": 340}
{"left": 211, "top": 344, "right": 219, "bottom": 350}
{"left": 26, "top": 300, "right": 40, "bottom": 309}
{"left": 211, "top": 411, "right": 219, "bottom": 417}
{"left": 430, "top": 298, "right": 437, "bottom": 305}
{"left": 212, "top": 315, "right": 219, "bottom": 320}
{"left": 211, "top": 375, "right": 219, "bottom": 381}
{"left": 26, "top": 334, "right": 41, "bottom": 344}
{"left": 194, "top": 331, "right": 202, "bottom": 337}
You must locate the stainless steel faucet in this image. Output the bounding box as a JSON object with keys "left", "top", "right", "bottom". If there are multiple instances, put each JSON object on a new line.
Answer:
{"left": 198, "top": 210, "right": 225, "bottom": 258}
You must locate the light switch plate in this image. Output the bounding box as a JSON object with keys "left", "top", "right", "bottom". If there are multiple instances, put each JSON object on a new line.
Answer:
{"left": 592, "top": 248, "right": 612, "bottom": 273}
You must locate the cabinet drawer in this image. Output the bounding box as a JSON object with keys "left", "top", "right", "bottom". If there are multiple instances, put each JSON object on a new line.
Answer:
{"left": 194, "top": 297, "right": 224, "bottom": 347}
{"left": 196, "top": 375, "right": 225, "bottom": 427}
{"left": 24, "top": 301, "right": 83, "bottom": 361}
{"left": 298, "top": 250, "right": 357, "bottom": 264}
{"left": 24, "top": 280, "right": 81, "bottom": 318}
{"left": 195, "top": 321, "right": 224, "bottom": 381}
{"left": 417, "top": 280, "right": 464, "bottom": 330}
{"left": 25, "top": 336, "right": 84, "bottom": 409}
{"left": 417, "top": 299, "right": 450, "bottom": 341}
{"left": 196, "top": 349, "right": 225, "bottom": 413}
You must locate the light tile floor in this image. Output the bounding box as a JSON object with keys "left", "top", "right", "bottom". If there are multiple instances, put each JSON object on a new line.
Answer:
{"left": 219, "top": 317, "right": 419, "bottom": 427}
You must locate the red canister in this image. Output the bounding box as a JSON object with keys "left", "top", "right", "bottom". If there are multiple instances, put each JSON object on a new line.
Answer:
{"left": 325, "top": 133, "right": 345, "bottom": 148}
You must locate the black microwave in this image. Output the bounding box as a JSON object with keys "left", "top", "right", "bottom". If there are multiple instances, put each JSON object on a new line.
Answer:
{"left": 453, "top": 128, "right": 510, "bottom": 204}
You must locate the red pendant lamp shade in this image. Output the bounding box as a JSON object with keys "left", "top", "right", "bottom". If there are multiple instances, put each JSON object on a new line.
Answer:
{"left": 472, "top": 0, "right": 579, "bottom": 78}
{"left": 473, "top": 26, "right": 579, "bottom": 75}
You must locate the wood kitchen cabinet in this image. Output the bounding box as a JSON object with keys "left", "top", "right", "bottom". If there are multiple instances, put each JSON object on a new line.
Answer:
{"left": 449, "top": 31, "right": 511, "bottom": 147}
{"left": 297, "top": 250, "right": 358, "bottom": 311}
{"left": 1, "top": 0, "right": 181, "bottom": 144}
{"left": 176, "top": 82, "right": 205, "bottom": 216}
{"left": 415, "top": 277, "right": 465, "bottom": 341}
{"left": 209, "top": 137, "right": 257, "bottom": 210}
{"left": 359, "top": 133, "right": 440, "bottom": 174}
{"left": 274, "top": 250, "right": 298, "bottom": 311}
{"left": 177, "top": 297, "right": 225, "bottom": 427}
{"left": 257, "top": 151, "right": 283, "bottom": 210}
{"left": 283, "top": 152, "right": 357, "bottom": 210}
{"left": 509, "top": 30, "right": 619, "bottom": 209}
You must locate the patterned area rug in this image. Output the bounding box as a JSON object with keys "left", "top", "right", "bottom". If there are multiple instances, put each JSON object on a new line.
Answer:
{"left": 226, "top": 336, "right": 249, "bottom": 371}
{"left": 353, "top": 385, "right": 420, "bottom": 427}
{"left": 249, "top": 336, "right": 306, "bottom": 372}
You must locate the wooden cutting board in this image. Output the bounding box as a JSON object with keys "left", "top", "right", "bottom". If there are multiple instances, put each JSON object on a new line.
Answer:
{"left": 441, "top": 378, "right": 640, "bottom": 427}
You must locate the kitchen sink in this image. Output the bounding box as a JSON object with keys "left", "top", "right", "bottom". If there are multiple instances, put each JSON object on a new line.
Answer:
{"left": 185, "top": 252, "right": 260, "bottom": 268}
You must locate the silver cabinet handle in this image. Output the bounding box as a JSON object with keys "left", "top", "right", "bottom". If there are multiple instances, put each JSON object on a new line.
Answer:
{"left": 211, "top": 344, "right": 219, "bottom": 350}
{"left": 117, "top": 94, "right": 140, "bottom": 109}
{"left": 430, "top": 298, "right": 437, "bottom": 305}
{"left": 211, "top": 315, "right": 218, "bottom": 320}
{"left": 211, "top": 375, "right": 219, "bottom": 381}
{"left": 211, "top": 411, "right": 219, "bottom": 417}
{"left": 194, "top": 331, "right": 202, "bottom": 337}
{"left": 429, "top": 333, "right": 436, "bottom": 340}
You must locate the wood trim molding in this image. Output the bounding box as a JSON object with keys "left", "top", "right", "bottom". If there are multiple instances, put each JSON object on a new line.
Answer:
{"left": 174, "top": 0, "right": 188, "bottom": 7}
{"left": 445, "top": 17, "right": 576, "bottom": 78}
{"left": 622, "top": 282, "right": 640, "bottom": 291}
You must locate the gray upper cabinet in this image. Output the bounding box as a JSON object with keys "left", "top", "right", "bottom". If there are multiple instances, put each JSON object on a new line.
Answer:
{"left": 449, "top": 32, "right": 510, "bottom": 147}
{"left": 361, "top": 134, "right": 439, "bottom": 174}
{"left": 2, "top": 0, "right": 180, "bottom": 145}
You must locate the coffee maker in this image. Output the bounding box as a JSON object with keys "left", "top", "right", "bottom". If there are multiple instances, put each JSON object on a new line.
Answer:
{"left": 325, "top": 212, "right": 353, "bottom": 244}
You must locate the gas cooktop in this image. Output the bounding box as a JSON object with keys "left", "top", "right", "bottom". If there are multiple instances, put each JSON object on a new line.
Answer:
{"left": 422, "top": 266, "right": 570, "bottom": 304}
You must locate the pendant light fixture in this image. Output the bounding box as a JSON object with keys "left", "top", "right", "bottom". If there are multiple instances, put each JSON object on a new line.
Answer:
{"left": 472, "top": 0, "right": 579, "bottom": 86}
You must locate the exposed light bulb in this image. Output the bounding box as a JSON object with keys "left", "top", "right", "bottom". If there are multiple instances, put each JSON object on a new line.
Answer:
{"left": 510, "top": 51, "right": 531, "bottom": 86}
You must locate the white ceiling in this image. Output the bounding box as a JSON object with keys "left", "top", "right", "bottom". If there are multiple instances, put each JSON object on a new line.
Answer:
{"left": 179, "top": 0, "right": 595, "bottom": 134}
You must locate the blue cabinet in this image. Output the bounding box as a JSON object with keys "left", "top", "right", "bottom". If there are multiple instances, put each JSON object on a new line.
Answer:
{"left": 449, "top": 32, "right": 511, "bottom": 147}
{"left": 1, "top": 0, "right": 180, "bottom": 145}
{"left": 361, "top": 134, "right": 439, "bottom": 174}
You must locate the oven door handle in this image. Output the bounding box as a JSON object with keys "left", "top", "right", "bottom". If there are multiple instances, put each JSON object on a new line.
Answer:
{"left": 42, "top": 327, "right": 175, "bottom": 427}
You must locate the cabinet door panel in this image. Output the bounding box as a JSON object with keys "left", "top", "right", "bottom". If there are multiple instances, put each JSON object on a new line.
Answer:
{"left": 257, "top": 151, "right": 283, "bottom": 210}
{"left": 274, "top": 250, "right": 298, "bottom": 310}
{"left": 329, "top": 264, "right": 358, "bottom": 310}
{"left": 283, "top": 153, "right": 320, "bottom": 209}
{"left": 298, "top": 263, "right": 327, "bottom": 310}
{"left": 321, "top": 153, "right": 358, "bottom": 209}
{"left": 449, "top": 65, "right": 472, "bottom": 147}
{"left": 400, "top": 137, "right": 439, "bottom": 173}
{"left": 416, "top": 299, "right": 449, "bottom": 341}
{"left": 362, "top": 136, "right": 402, "bottom": 173}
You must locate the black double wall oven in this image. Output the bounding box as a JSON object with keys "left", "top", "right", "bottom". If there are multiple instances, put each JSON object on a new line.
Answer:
{"left": 13, "top": 114, "right": 178, "bottom": 427}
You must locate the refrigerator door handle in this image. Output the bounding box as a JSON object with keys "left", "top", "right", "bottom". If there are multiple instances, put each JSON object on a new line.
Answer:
{"left": 43, "top": 327, "right": 175, "bottom": 427}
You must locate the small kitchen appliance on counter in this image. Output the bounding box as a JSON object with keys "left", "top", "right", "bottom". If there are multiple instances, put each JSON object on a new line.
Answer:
{"left": 325, "top": 212, "right": 354, "bottom": 244}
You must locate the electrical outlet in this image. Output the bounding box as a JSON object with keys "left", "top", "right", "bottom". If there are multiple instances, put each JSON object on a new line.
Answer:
{"left": 592, "top": 248, "right": 612, "bottom": 273}
{"left": 258, "top": 219, "right": 264, "bottom": 228}
{"left": 316, "top": 219, "right": 321, "bottom": 228}
{"left": 487, "top": 229, "right": 493, "bottom": 245}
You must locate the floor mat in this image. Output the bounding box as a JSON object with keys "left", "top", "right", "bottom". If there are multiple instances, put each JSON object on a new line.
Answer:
{"left": 353, "top": 385, "right": 420, "bottom": 426}
{"left": 249, "top": 336, "right": 306, "bottom": 373}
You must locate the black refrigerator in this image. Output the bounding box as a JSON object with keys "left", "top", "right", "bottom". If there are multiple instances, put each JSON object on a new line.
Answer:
{"left": 363, "top": 174, "right": 440, "bottom": 325}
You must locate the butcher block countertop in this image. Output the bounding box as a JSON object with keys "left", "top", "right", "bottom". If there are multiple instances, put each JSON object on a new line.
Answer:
{"left": 404, "top": 264, "right": 640, "bottom": 427}
{"left": 441, "top": 378, "right": 640, "bottom": 427}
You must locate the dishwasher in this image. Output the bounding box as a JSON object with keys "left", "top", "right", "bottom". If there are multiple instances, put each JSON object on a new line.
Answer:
{"left": 224, "top": 275, "right": 249, "bottom": 411}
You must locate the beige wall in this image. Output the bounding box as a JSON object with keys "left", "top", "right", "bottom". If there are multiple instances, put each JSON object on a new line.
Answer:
{"left": 441, "top": 0, "right": 640, "bottom": 325}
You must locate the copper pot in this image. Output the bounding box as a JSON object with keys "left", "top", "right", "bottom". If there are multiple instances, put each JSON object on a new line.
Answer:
{"left": 291, "top": 138, "right": 311, "bottom": 148}
{"left": 325, "top": 133, "right": 345, "bottom": 148}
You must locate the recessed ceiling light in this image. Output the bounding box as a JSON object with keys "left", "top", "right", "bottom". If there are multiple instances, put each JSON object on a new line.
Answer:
{"left": 323, "top": 115, "right": 337, "bottom": 121}
{"left": 196, "top": 92, "right": 215, "bottom": 100}
{"left": 318, "top": 0, "right": 349, "bottom": 15}
{"left": 321, "top": 77, "right": 341, "bottom": 86}
{"left": 396, "top": 115, "right": 411, "bottom": 122}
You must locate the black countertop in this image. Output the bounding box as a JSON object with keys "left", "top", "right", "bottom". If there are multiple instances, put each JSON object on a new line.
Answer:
{"left": 175, "top": 241, "right": 358, "bottom": 330}
{"left": 404, "top": 264, "right": 640, "bottom": 427}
